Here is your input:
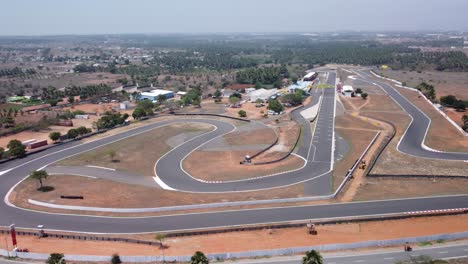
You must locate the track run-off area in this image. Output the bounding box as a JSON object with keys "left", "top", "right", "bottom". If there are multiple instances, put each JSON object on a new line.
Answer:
{"left": 0, "top": 70, "right": 467, "bottom": 233}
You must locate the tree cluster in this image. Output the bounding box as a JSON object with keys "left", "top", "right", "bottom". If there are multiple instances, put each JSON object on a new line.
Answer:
{"left": 95, "top": 111, "right": 129, "bottom": 130}
{"left": 440, "top": 94, "right": 467, "bottom": 111}
{"left": 416, "top": 82, "right": 436, "bottom": 101}
{"left": 236, "top": 65, "right": 289, "bottom": 87}
{"left": 267, "top": 98, "right": 284, "bottom": 113}
{"left": 0, "top": 67, "right": 36, "bottom": 77}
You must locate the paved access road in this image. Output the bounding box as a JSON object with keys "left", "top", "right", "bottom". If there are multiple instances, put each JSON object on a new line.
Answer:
{"left": 354, "top": 69, "right": 468, "bottom": 160}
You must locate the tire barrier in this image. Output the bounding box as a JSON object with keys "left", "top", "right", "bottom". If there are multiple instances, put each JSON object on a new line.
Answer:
{"left": 60, "top": 195, "right": 84, "bottom": 199}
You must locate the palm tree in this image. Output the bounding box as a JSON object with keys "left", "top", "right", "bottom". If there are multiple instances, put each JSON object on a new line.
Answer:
{"left": 302, "top": 250, "right": 323, "bottom": 264}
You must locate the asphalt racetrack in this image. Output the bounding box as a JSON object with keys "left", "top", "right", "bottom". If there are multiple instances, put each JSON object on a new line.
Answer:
{"left": 0, "top": 70, "right": 467, "bottom": 233}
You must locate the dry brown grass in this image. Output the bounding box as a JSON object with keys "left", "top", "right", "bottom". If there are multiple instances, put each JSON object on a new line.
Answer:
{"left": 183, "top": 150, "right": 305, "bottom": 181}
{"left": 378, "top": 69, "right": 468, "bottom": 100}
{"left": 57, "top": 123, "right": 212, "bottom": 176}
{"left": 11, "top": 174, "right": 306, "bottom": 211}
{"left": 224, "top": 128, "right": 276, "bottom": 146}
{"left": 360, "top": 94, "right": 404, "bottom": 112}
{"left": 353, "top": 177, "right": 468, "bottom": 201}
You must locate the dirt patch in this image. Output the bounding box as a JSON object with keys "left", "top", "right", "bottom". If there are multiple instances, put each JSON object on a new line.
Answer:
{"left": 56, "top": 123, "right": 212, "bottom": 176}
{"left": 225, "top": 102, "right": 268, "bottom": 120}
{"left": 335, "top": 113, "right": 381, "bottom": 132}
{"left": 444, "top": 108, "right": 466, "bottom": 127}
{"left": 360, "top": 94, "right": 404, "bottom": 112}
{"left": 183, "top": 150, "right": 305, "bottom": 181}
{"left": 224, "top": 127, "right": 276, "bottom": 146}
{"left": 353, "top": 177, "right": 468, "bottom": 201}
{"left": 2, "top": 214, "right": 468, "bottom": 256}
{"left": 397, "top": 87, "right": 468, "bottom": 152}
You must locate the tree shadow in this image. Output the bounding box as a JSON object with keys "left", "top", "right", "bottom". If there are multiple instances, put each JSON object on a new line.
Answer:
{"left": 37, "top": 186, "right": 55, "bottom": 192}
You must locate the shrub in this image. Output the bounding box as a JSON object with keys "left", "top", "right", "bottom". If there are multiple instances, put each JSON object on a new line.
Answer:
{"left": 67, "top": 128, "right": 79, "bottom": 139}
{"left": 238, "top": 110, "right": 247, "bottom": 118}
{"left": 7, "top": 139, "right": 26, "bottom": 157}
{"left": 111, "top": 254, "right": 122, "bottom": 264}
{"left": 361, "top": 93, "right": 368, "bottom": 99}
{"left": 49, "top": 131, "right": 61, "bottom": 141}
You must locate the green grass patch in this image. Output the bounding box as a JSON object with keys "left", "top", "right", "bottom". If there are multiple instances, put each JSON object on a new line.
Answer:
{"left": 419, "top": 241, "right": 433, "bottom": 246}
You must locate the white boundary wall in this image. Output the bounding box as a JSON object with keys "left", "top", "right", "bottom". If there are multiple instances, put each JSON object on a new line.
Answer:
{"left": 2, "top": 231, "right": 468, "bottom": 262}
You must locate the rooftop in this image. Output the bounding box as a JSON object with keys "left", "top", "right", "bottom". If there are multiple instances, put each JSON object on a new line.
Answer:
{"left": 140, "top": 89, "right": 174, "bottom": 97}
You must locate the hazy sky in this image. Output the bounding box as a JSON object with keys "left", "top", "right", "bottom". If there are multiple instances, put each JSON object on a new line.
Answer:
{"left": 2, "top": 0, "right": 468, "bottom": 35}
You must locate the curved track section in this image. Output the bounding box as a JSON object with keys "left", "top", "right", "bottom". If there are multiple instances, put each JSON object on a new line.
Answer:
{"left": 153, "top": 72, "right": 337, "bottom": 193}
{"left": 1, "top": 70, "right": 467, "bottom": 234}
{"left": 354, "top": 69, "right": 468, "bottom": 160}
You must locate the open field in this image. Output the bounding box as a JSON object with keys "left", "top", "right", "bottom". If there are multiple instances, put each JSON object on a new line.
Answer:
{"left": 184, "top": 150, "right": 305, "bottom": 181}
{"left": 11, "top": 174, "right": 306, "bottom": 212}
{"left": 396, "top": 87, "right": 468, "bottom": 152}
{"left": 376, "top": 69, "right": 468, "bottom": 100}
{"left": 2, "top": 214, "right": 468, "bottom": 257}
{"left": 353, "top": 177, "right": 468, "bottom": 201}
{"left": 360, "top": 94, "right": 405, "bottom": 112}
{"left": 224, "top": 102, "right": 268, "bottom": 119}
{"left": 56, "top": 122, "right": 213, "bottom": 176}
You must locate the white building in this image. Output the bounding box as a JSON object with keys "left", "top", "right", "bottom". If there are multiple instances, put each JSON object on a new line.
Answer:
{"left": 248, "top": 88, "right": 277, "bottom": 102}
{"left": 139, "top": 89, "right": 174, "bottom": 102}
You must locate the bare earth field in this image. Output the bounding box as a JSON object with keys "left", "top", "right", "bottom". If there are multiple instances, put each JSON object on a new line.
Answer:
{"left": 396, "top": 87, "right": 468, "bottom": 152}
{"left": 225, "top": 102, "right": 268, "bottom": 119}
{"left": 11, "top": 174, "right": 306, "bottom": 211}
{"left": 56, "top": 122, "right": 213, "bottom": 176}
{"left": 353, "top": 177, "right": 468, "bottom": 201}
{"left": 377, "top": 70, "right": 468, "bottom": 100}
{"left": 184, "top": 150, "right": 305, "bottom": 181}
{"left": 2, "top": 214, "right": 468, "bottom": 257}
